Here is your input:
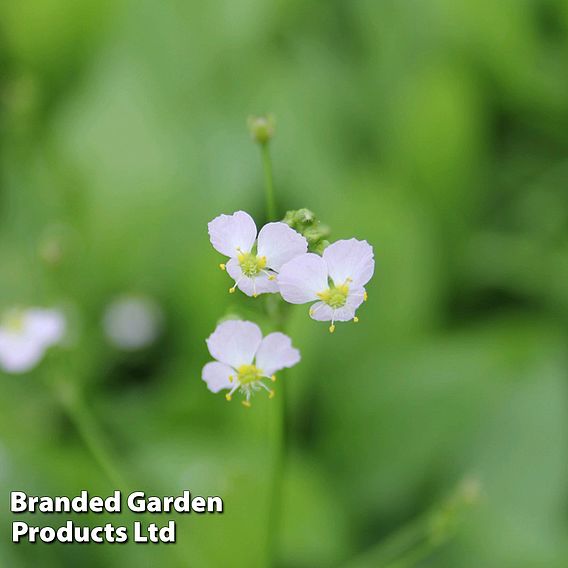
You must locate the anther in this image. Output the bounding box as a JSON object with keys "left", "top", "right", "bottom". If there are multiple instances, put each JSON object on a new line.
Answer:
{"left": 242, "top": 400, "right": 251, "bottom": 408}
{"left": 353, "top": 316, "right": 359, "bottom": 323}
{"left": 225, "top": 393, "right": 232, "bottom": 401}
{"left": 363, "top": 291, "right": 368, "bottom": 301}
{"left": 229, "top": 287, "right": 236, "bottom": 294}
{"left": 268, "top": 275, "right": 276, "bottom": 281}
{"left": 253, "top": 293, "right": 258, "bottom": 298}
{"left": 329, "top": 324, "right": 336, "bottom": 333}
{"left": 228, "top": 375, "right": 233, "bottom": 382}
{"left": 268, "top": 390, "right": 275, "bottom": 399}
{"left": 219, "top": 263, "right": 226, "bottom": 271}
{"left": 271, "top": 375, "right": 276, "bottom": 382}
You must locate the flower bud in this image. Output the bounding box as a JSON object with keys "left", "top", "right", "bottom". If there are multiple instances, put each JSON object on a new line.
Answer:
{"left": 247, "top": 114, "right": 275, "bottom": 145}
{"left": 283, "top": 209, "right": 331, "bottom": 253}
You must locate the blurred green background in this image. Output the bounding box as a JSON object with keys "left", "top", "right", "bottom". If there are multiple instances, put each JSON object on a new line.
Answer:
{"left": 2, "top": 0, "right": 568, "bottom": 566}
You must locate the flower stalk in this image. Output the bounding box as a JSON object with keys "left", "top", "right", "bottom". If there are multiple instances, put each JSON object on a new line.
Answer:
{"left": 45, "top": 372, "right": 127, "bottom": 489}
{"left": 341, "top": 478, "right": 481, "bottom": 568}
{"left": 261, "top": 142, "right": 277, "bottom": 222}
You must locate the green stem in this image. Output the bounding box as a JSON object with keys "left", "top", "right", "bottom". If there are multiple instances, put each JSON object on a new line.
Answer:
{"left": 46, "top": 374, "right": 127, "bottom": 489}
{"left": 266, "top": 377, "right": 286, "bottom": 565}
{"left": 341, "top": 479, "right": 480, "bottom": 568}
{"left": 261, "top": 142, "right": 277, "bottom": 221}
{"left": 258, "top": 134, "right": 286, "bottom": 566}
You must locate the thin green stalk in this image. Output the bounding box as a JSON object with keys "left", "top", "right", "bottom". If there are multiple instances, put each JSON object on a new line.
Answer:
{"left": 266, "top": 376, "right": 286, "bottom": 565}
{"left": 256, "top": 133, "right": 286, "bottom": 566}
{"left": 261, "top": 142, "right": 277, "bottom": 221}
{"left": 341, "top": 478, "right": 481, "bottom": 568}
{"left": 46, "top": 374, "right": 127, "bottom": 489}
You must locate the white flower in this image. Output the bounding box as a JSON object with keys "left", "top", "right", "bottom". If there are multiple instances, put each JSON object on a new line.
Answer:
{"left": 278, "top": 239, "right": 374, "bottom": 332}
{"left": 0, "top": 308, "right": 65, "bottom": 373}
{"left": 208, "top": 211, "right": 308, "bottom": 297}
{"left": 103, "top": 295, "right": 163, "bottom": 351}
{"left": 202, "top": 320, "right": 301, "bottom": 407}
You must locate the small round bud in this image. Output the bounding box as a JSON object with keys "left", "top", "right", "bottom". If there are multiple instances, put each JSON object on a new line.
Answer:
{"left": 247, "top": 114, "right": 275, "bottom": 145}
{"left": 294, "top": 208, "right": 315, "bottom": 225}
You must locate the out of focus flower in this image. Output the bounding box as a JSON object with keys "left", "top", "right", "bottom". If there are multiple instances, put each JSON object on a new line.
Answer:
{"left": 202, "top": 320, "right": 300, "bottom": 407}
{"left": 278, "top": 239, "right": 374, "bottom": 332}
{"left": 208, "top": 211, "right": 307, "bottom": 297}
{"left": 0, "top": 308, "right": 65, "bottom": 373}
{"left": 103, "top": 295, "right": 163, "bottom": 351}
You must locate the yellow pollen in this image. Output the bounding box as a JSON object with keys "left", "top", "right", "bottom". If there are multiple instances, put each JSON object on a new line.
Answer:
{"left": 4, "top": 311, "right": 25, "bottom": 333}
{"left": 329, "top": 324, "right": 336, "bottom": 333}
{"left": 225, "top": 393, "right": 232, "bottom": 401}
{"left": 268, "top": 275, "right": 276, "bottom": 281}
{"left": 271, "top": 375, "right": 276, "bottom": 382}
{"left": 242, "top": 400, "right": 251, "bottom": 408}
{"left": 229, "top": 286, "right": 236, "bottom": 294}
{"left": 363, "top": 291, "right": 368, "bottom": 301}
{"left": 268, "top": 390, "right": 275, "bottom": 399}
{"left": 238, "top": 252, "right": 267, "bottom": 277}
{"left": 317, "top": 283, "right": 349, "bottom": 309}
{"left": 237, "top": 363, "right": 263, "bottom": 385}
{"left": 253, "top": 293, "right": 258, "bottom": 298}
{"left": 228, "top": 375, "right": 233, "bottom": 382}
{"left": 353, "top": 316, "right": 359, "bottom": 323}
{"left": 219, "top": 263, "right": 226, "bottom": 270}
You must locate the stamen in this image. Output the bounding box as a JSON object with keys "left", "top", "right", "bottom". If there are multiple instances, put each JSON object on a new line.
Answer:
{"left": 228, "top": 375, "right": 233, "bottom": 382}
{"left": 229, "top": 276, "right": 244, "bottom": 294}
{"left": 268, "top": 275, "right": 276, "bottom": 281}
{"left": 329, "top": 311, "right": 336, "bottom": 333}
{"left": 364, "top": 291, "right": 368, "bottom": 301}
{"left": 268, "top": 390, "right": 275, "bottom": 399}
{"left": 353, "top": 316, "right": 359, "bottom": 323}
{"left": 225, "top": 393, "right": 232, "bottom": 401}
{"left": 242, "top": 400, "right": 251, "bottom": 408}
{"left": 253, "top": 278, "right": 258, "bottom": 298}
{"left": 309, "top": 303, "right": 324, "bottom": 317}
{"left": 219, "top": 263, "right": 226, "bottom": 271}
{"left": 271, "top": 375, "right": 276, "bottom": 382}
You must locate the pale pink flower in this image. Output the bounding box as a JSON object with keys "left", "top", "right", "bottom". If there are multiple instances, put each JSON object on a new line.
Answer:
{"left": 208, "top": 211, "right": 307, "bottom": 297}
{"left": 0, "top": 308, "right": 65, "bottom": 373}
{"left": 278, "top": 239, "right": 374, "bottom": 332}
{"left": 202, "top": 320, "right": 300, "bottom": 407}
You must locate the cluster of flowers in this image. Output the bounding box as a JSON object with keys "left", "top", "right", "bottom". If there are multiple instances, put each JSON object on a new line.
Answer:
{"left": 202, "top": 210, "right": 375, "bottom": 406}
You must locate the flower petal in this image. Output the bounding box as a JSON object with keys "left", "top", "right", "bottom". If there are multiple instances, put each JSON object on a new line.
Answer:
{"left": 0, "top": 332, "right": 45, "bottom": 374}
{"left": 257, "top": 222, "right": 308, "bottom": 271}
{"left": 226, "top": 259, "right": 278, "bottom": 296}
{"left": 255, "top": 332, "right": 301, "bottom": 376}
{"left": 323, "top": 239, "right": 375, "bottom": 288}
{"left": 202, "top": 361, "right": 235, "bottom": 393}
{"left": 24, "top": 309, "right": 65, "bottom": 347}
{"left": 208, "top": 211, "right": 257, "bottom": 258}
{"left": 206, "top": 320, "right": 262, "bottom": 368}
{"left": 277, "top": 253, "right": 329, "bottom": 304}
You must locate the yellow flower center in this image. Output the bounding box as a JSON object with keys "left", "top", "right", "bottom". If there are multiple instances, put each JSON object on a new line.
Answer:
{"left": 238, "top": 252, "right": 267, "bottom": 277}
{"left": 317, "top": 283, "right": 349, "bottom": 309}
{"left": 236, "top": 363, "right": 263, "bottom": 385}
{"left": 3, "top": 310, "right": 24, "bottom": 333}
